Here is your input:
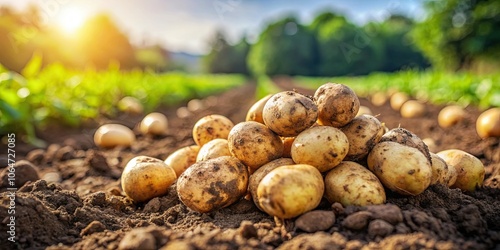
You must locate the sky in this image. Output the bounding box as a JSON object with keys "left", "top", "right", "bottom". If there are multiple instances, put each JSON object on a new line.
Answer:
{"left": 1, "top": 0, "right": 426, "bottom": 55}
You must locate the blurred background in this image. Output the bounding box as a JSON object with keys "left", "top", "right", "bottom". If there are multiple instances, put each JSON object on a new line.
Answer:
{"left": 1, "top": 0, "right": 498, "bottom": 75}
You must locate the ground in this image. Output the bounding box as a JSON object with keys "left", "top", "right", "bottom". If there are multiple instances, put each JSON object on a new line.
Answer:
{"left": 0, "top": 78, "right": 499, "bottom": 250}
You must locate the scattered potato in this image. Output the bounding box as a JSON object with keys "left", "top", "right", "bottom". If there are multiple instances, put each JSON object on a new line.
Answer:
{"left": 400, "top": 100, "right": 426, "bottom": 118}
{"left": 139, "top": 112, "right": 168, "bottom": 136}
{"left": 340, "top": 115, "right": 385, "bottom": 162}
{"left": 187, "top": 99, "right": 204, "bottom": 112}
{"left": 429, "top": 153, "right": 450, "bottom": 185}
{"left": 228, "top": 121, "right": 283, "bottom": 172}
{"left": 437, "top": 149, "right": 485, "bottom": 191}
{"left": 121, "top": 156, "right": 177, "bottom": 203}
{"left": 176, "top": 156, "right": 248, "bottom": 213}
{"left": 371, "top": 92, "right": 388, "bottom": 107}
{"left": 324, "top": 161, "right": 386, "bottom": 206}
{"left": 263, "top": 91, "right": 318, "bottom": 137}
{"left": 248, "top": 158, "right": 295, "bottom": 211}
{"left": 192, "top": 114, "right": 234, "bottom": 146}
{"left": 246, "top": 94, "right": 273, "bottom": 124}
{"left": 368, "top": 141, "right": 432, "bottom": 196}
{"left": 196, "top": 138, "right": 231, "bottom": 162}
{"left": 390, "top": 92, "right": 409, "bottom": 111}
{"left": 438, "top": 105, "right": 466, "bottom": 128}
{"left": 291, "top": 126, "right": 349, "bottom": 172}
{"left": 257, "top": 164, "right": 324, "bottom": 219}
{"left": 380, "top": 128, "right": 432, "bottom": 165}
{"left": 314, "top": 83, "right": 360, "bottom": 127}
{"left": 94, "top": 124, "right": 135, "bottom": 148}
{"left": 356, "top": 106, "right": 373, "bottom": 117}
{"left": 117, "top": 96, "right": 143, "bottom": 114}
{"left": 476, "top": 107, "right": 500, "bottom": 139}
{"left": 164, "top": 145, "right": 200, "bottom": 177}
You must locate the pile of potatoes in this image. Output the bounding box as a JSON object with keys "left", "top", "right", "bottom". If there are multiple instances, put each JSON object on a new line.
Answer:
{"left": 118, "top": 83, "right": 486, "bottom": 220}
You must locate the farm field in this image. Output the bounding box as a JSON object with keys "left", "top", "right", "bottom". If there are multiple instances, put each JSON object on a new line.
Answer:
{"left": 0, "top": 72, "right": 499, "bottom": 249}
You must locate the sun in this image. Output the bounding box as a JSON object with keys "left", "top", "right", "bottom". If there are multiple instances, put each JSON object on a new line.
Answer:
{"left": 55, "top": 7, "right": 87, "bottom": 34}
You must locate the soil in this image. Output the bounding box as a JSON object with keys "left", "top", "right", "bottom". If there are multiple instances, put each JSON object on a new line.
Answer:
{"left": 1, "top": 77, "right": 499, "bottom": 250}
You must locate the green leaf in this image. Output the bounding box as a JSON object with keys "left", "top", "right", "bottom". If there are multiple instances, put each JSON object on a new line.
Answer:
{"left": 0, "top": 99, "right": 21, "bottom": 120}
{"left": 21, "top": 51, "right": 43, "bottom": 78}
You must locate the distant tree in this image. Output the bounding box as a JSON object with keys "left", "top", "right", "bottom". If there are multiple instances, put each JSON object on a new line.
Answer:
{"left": 412, "top": 0, "right": 500, "bottom": 70}
{"left": 247, "top": 16, "right": 318, "bottom": 76}
{"left": 203, "top": 30, "right": 249, "bottom": 75}
{"left": 135, "top": 44, "right": 170, "bottom": 72}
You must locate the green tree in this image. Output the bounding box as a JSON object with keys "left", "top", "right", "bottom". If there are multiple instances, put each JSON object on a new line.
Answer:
{"left": 412, "top": 0, "right": 500, "bottom": 70}
{"left": 203, "top": 31, "right": 249, "bottom": 75}
{"left": 247, "top": 16, "right": 318, "bottom": 76}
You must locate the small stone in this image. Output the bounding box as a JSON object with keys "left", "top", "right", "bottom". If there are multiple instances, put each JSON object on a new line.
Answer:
{"left": 119, "top": 228, "right": 157, "bottom": 250}
{"left": 331, "top": 202, "right": 344, "bottom": 215}
{"left": 42, "top": 172, "right": 62, "bottom": 183}
{"left": 368, "top": 219, "right": 394, "bottom": 238}
{"left": 55, "top": 146, "right": 75, "bottom": 161}
{"left": 295, "top": 210, "right": 336, "bottom": 233}
{"left": 366, "top": 204, "right": 403, "bottom": 225}
{"left": 26, "top": 149, "right": 45, "bottom": 165}
{"left": 0, "top": 160, "right": 39, "bottom": 188}
{"left": 87, "top": 191, "right": 107, "bottom": 207}
{"left": 44, "top": 144, "right": 61, "bottom": 163}
{"left": 80, "top": 220, "right": 106, "bottom": 236}
{"left": 238, "top": 220, "right": 258, "bottom": 239}
{"left": 342, "top": 211, "right": 372, "bottom": 230}
{"left": 86, "top": 151, "right": 110, "bottom": 173}
{"left": 143, "top": 197, "right": 162, "bottom": 213}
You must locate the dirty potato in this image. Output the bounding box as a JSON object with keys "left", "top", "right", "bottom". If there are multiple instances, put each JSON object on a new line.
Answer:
{"left": 262, "top": 91, "right": 318, "bottom": 137}
{"left": 121, "top": 156, "right": 177, "bottom": 203}
{"left": 314, "top": 83, "right": 360, "bottom": 127}
{"left": 192, "top": 114, "right": 234, "bottom": 147}
{"left": 380, "top": 128, "right": 432, "bottom": 165}
{"left": 176, "top": 156, "right": 249, "bottom": 213}
{"left": 437, "top": 149, "right": 485, "bottom": 191}
{"left": 257, "top": 164, "right": 324, "bottom": 219}
{"left": 340, "top": 115, "right": 385, "bottom": 162}
{"left": 429, "top": 153, "right": 450, "bottom": 185}
{"left": 196, "top": 138, "right": 231, "bottom": 162}
{"left": 324, "top": 161, "right": 386, "bottom": 206}
{"left": 291, "top": 126, "right": 349, "bottom": 172}
{"left": 246, "top": 94, "right": 273, "bottom": 124}
{"left": 164, "top": 145, "right": 200, "bottom": 177}
{"left": 368, "top": 141, "right": 432, "bottom": 196}
{"left": 248, "top": 158, "right": 295, "bottom": 211}
{"left": 228, "top": 121, "right": 283, "bottom": 172}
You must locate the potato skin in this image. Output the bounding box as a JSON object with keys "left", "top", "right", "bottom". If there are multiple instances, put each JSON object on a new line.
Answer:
{"left": 176, "top": 156, "right": 249, "bottom": 213}
{"left": 400, "top": 100, "right": 426, "bottom": 118}
{"left": 429, "top": 153, "right": 450, "bottom": 185}
{"left": 140, "top": 112, "right": 168, "bottom": 136}
{"left": 262, "top": 91, "right": 318, "bottom": 137}
{"left": 340, "top": 115, "right": 385, "bottom": 162}
{"left": 314, "top": 83, "right": 360, "bottom": 127}
{"left": 94, "top": 124, "right": 135, "bottom": 148}
{"left": 192, "top": 115, "right": 234, "bottom": 147}
{"left": 324, "top": 161, "right": 386, "bottom": 206}
{"left": 248, "top": 158, "right": 295, "bottom": 211}
{"left": 257, "top": 164, "right": 324, "bottom": 219}
{"left": 246, "top": 94, "right": 273, "bottom": 124}
{"left": 438, "top": 105, "right": 465, "bottom": 128}
{"left": 380, "top": 128, "right": 432, "bottom": 166}
{"left": 228, "top": 121, "right": 284, "bottom": 171}
{"left": 476, "top": 108, "right": 500, "bottom": 139}
{"left": 196, "top": 138, "right": 231, "bottom": 162}
{"left": 164, "top": 145, "right": 200, "bottom": 177}
{"left": 437, "top": 149, "right": 485, "bottom": 191}
{"left": 291, "top": 126, "right": 349, "bottom": 172}
{"left": 121, "top": 156, "right": 177, "bottom": 203}
{"left": 368, "top": 141, "right": 432, "bottom": 196}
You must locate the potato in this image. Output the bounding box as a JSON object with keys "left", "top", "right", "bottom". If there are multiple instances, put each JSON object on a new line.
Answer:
{"left": 176, "top": 156, "right": 248, "bottom": 213}
{"left": 94, "top": 124, "right": 135, "bottom": 148}
{"left": 121, "top": 156, "right": 177, "bottom": 203}
{"left": 257, "top": 164, "right": 324, "bottom": 219}
{"left": 281, "top": 137, "right": 295, "bottom": 158}
{"left": 196, "top": 138, "right": 231, "bottom": 162}
{"left": 187, "top": 99, "right": 203, "bottom": 112}
{"left": 390, "top": 92, "right": 409, "bottom": 111}
{"left": 117, "top": 96, "right": 143, "bottom": 114}
{"left": 356, "top": 106, "right": 373, "bottom": 117}
{"left": 340, "top": 115, "right": 385, "bottom": 162}
{"left": 400, "top": 100, "right": 426, "bottom": 118}
{"left": 139, "top": 112, "right": 168, "bottom": 136}
{"left": 437, "top": 149, "right": 485, "bottom": 191}
{"left": 446, "top": 160, "right": 458, "bottom": 187}
{"left": 476, "top": 107, "right": 500, "bottom": 139}
{"left": 246, "top": 94, "right": 273, "bottom": 124}
{"left": 422, "top": 138, "right": 437, "bottom": 153}
{"left": 368, "top": 141, "right": 432, "bottom": 196}
{"left": 371, "top": 92, "right": 388, "bottom": 107}
{"left": 429, "top": 153, "right": 450, "bottom": 185}
{"left": 324, "top": 161, "right": 386, "bottom": 206}
{"left": 262, "top": 91, "right": 318, "bottom": 137}
{"left": 291, "top": 126, "right": 349, "bottom": 172}
{"left": 314, "top": 83, "right": 360, "bottom": 127}
{"left": 380, "top": 128, "right": 432, "bottom": 165}
{"left": 164, "top": 145, "right": 200, "bottom": 177}
{"left": 438, "top": 105, "right": 465, "bottom": 128}
{"left": 248, "top": 158, "right": 295, "bottom": 211}
{"left": 228, "top": 121, "right": 283, "bottom": 171}
{"left": 192, "top": 114, "right": 234, "bottom": 147}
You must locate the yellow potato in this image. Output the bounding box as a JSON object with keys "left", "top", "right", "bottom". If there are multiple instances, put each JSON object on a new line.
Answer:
{"left": 438, "top": 105, "right": 466, "bottom": 128}
{"left": 476, "top": 108, "right": 500, "bottom": 139}
{"left": 340, "top": 115, "right": 385, "bottom": 162}
{"left": 380, "top": 128, "right": 432, "bottom": 165}
{"left": 257, "top": 164, "right": 324, "bottom": 219}
{"left": 291, "top": 126, "right": 349, "bottom": 172}
{"left": 429, "top": 153, "right": 450, "bottom": 185}
{"left": 400, "top": 100, "right": 426, "bottom": 118}
{"left": 314, "top": 83, "right": 360, "bottom": 127}
{"left": 281, "top": 137, "right": 295, "bottom": 158}
{"left": 228, "top": 121, "right": 283, "bottom": 172}
{"left": 94, "top": 124, "right": 136, "bottom": 148}
{"left": 371, "top": 92, "right": 388, "bottom": 107}
{"left": 246, "top": 94, "right": 273, "bottom": 124}
{"left": 390, "top": 92, "right": 409, "bottom": 111}
{"left": 437, "top": 149, "right": 485, "bottom": 191}
{"left": 164, "top": 145, "right": 200, "bottom": 177}
{"left": 192, "top": 114, "right": 234, "bottom": 147}
{"left": 117, "top": 96, "right": 143, "bottom": 114}
{"left": 176, "top": 156, "right": 248, "bottom": 213}
{"left": 262, "top": 91, "right": 318, "bottom": 137}
{"left": 121, "top": 156, "right": 177, "bottom": 203}
{"left": 139, "top": 112, "right": 169, "bottom": 136}
{"left": 196, "top": 138, "right": 231, "bottom": 162}
{"left": 324, "top": 161, "right": 386, "bottom": 206}
{"left": 368, "top": 141, "right": 432, "bottom": 196}
{"left": 356, "top": 106, "right": 373, "bottom": 117}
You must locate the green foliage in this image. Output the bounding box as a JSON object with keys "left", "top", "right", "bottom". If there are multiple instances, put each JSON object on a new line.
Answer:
{"left": 203, "top": 31, "right": 250, "bottom": 75}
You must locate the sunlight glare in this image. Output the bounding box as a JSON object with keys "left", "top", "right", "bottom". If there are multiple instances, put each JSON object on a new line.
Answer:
{"left": 56, "top": 7, "right": 86, "bottom": 34}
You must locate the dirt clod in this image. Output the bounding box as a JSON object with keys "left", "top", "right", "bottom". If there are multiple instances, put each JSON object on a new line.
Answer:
{"left": 342, "top": 211, "right": 372, "bottom": 230}
{"left": 295, "top": 210, "right": 336, "bottom": 233}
